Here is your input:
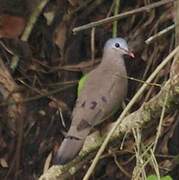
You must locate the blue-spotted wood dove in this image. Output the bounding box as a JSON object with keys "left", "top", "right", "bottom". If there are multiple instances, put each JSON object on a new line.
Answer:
{"left": 54, "top": 37, "right": 134, "bottom": 165}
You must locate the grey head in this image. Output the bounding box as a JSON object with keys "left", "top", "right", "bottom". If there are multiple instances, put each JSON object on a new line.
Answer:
{"left": 103, "top": 37, "right": 134, "bottom": 58}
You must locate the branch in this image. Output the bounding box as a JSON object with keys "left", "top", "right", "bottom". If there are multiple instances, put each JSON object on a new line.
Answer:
{"left": 39, "top": 53, "right": 179, "bottom": 180}
{"left": 175, "top": 0, "right": 179, "bottom": 46}
{"left": 39, "top": 77, "right": 179, "bottom": 180}
{"left": 83, "top": 46, "right": 179, "bottom": 180}
{"left": 73, "top": 0, "right": 174, "bottom": 33}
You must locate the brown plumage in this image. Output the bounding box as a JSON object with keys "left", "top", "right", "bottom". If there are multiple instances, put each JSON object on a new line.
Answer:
{"left": 54, "top": 38, "right": 134, "bottom": 165}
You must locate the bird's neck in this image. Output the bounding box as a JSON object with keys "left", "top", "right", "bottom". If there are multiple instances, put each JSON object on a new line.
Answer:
{"left": 100, "top": 51, "right": 126, "bottom": 73}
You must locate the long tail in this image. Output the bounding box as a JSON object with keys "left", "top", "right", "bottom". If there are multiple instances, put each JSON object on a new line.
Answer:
{"left": 53, "top": 120, "right": 92, "bottom": 165}
{"left": 53, "top": 136, "right": 85, "bottom": 165}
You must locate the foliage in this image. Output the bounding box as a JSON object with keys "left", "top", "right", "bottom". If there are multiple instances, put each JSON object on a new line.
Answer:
{"left": 147, "top": 175, "right": 173, "bottom": 180}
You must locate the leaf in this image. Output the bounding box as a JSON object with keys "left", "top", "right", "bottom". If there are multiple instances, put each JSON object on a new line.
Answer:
{"left": 147, "top": 175, "right": 173, "bottom": 180}
{"left": 0, "top": 158, "right": 8, "bottom": 168}
{"left": 77, "top": 75, "right": 87, "bottom": 96}
{"left": 0, "top": 15, "right": 26, "bottom": 38}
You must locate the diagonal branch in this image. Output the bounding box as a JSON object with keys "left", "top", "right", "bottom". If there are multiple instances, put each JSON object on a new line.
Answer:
{"left": 73, "top": 0, "right": 174, "bottom": 33}
{"left": 39, "top": 50, "right": 179, "bottom": 180}
{"left": 83, "top": 45, "right": 179, "bottom": 180}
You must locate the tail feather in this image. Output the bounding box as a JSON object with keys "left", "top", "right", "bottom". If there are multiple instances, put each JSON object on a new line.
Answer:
{"left": 53, "top": 137, "right": 85, "bottom": 165}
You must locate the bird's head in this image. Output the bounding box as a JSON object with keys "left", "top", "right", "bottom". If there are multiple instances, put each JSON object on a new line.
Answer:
{"left": 104, "top": 38, "right": 134, "bottom": 58}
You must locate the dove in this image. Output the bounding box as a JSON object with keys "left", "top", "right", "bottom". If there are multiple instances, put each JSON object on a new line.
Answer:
{"left": 54, "top": 37, "right": 134, "bottom": 165}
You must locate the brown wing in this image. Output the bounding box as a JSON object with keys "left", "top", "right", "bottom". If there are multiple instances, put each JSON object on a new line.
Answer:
{"left": 70, "top": 66, "right": 127, "bottom": 138}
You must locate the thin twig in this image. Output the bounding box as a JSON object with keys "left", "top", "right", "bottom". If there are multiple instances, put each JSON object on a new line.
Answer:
{"left": 0, "top": 84, "right": 75, "bottom": 107}
{"left": 150, "top": 150, "right": 161, "bottom": 180}
{"left": 132, "top": 127, "right": 147, "bottom": 180}
{"left": 124, "top": 75, "right": 161, "bottom": 87}
{"left": 153, "top": 91, "right": 169, "bottom": 152}
{"left": 0, "top": 41, "right": 14, "bottom": 55}
{"left": 21, "top": 0, "right": 50, "bottom": 41}
{"left": 91, "top": 27, "right": 95, "bottom": 64}
{"left": 145, "top": 24, "right": 175, "bottom": 45}
{"left": 175, "top": 0, "right": 179, "bottom": 46}
{"left": 73, "top": 0, "right": 174, "bottom": 33}
{"left": 83, "top": 46, "right": 179, "bottom": 180}
{"left": 112, "top": 0, "right": 120, "bottom": 38}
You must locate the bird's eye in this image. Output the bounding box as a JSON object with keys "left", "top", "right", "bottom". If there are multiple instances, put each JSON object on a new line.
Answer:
{"left": 115, "top": 43, "right": 120, "bottom": 48}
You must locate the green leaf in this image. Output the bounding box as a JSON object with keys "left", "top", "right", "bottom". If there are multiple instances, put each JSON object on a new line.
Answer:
{"left": 147, "top": 175, "right": 173, "bottom": 180}
{"left": 77, "top": 75, "right": 88, "bottom": 96}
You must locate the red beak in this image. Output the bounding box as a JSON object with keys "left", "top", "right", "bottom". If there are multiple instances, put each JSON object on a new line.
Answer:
{"left": 122, "top": 48, "right": 135, "bottom": 58}
{"left": 128, "top": 51, "right": 135, "bottom": 58}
